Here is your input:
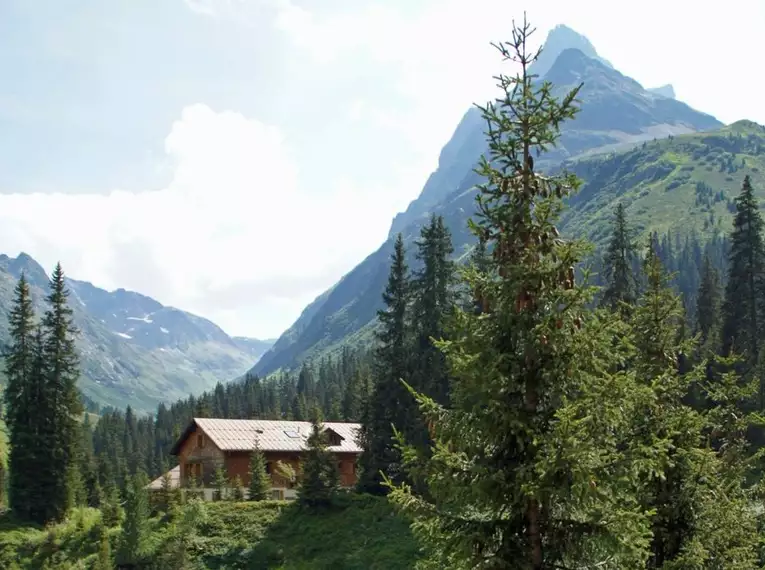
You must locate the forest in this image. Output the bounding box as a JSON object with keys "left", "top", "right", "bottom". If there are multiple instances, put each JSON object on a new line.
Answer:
{"left": 2, "top": 17, "right": 765, "bottom": 570}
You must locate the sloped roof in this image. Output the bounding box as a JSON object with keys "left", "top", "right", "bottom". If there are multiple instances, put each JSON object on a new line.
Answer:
{"left": 170, "top": 418, "right": 362, "bottom": 455}
{"left": 147, "top": 465, "right": 181, "bottom": 490}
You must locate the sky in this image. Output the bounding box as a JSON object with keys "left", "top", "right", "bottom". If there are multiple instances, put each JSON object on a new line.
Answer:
{"left": 0, "top": 0, "right": 763, "bottom": 339}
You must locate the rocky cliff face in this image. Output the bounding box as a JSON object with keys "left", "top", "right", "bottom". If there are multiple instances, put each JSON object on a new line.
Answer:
{"left": 250, "top": 24, "right": 723, "bottom": 377}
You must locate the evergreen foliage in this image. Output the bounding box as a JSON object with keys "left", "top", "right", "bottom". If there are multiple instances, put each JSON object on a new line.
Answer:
{"left": 299, "top": 420, "right": 339, "bottom": 508}
{"left": 600, "top": 202, "right": 638, "bottom": 314}
{"left": 213, "top": 463, "right": 228, "bottom": 501}
{"left": 40, "top": 263, "right": 84, "bottom": 522}
{"left": 118, "top": 470, "right": 149, "bottom": 567}
{"left": 721, "top": 175, "right": 765, "bottom": 364}
{"left": 358, "top": 234, "right": 412, "bottom": 495}
{"left": 387, "top": 18, "right": 653, "bottom": 568}
{"left": 248, "top": 441, "right": 271, "bottom": 501}
{"left": 4, "top": 274, "right": 39, "bottom": 521}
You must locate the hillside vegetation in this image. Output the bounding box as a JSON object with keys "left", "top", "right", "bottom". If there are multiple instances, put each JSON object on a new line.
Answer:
{"left": 0, "top": 495, "right": 420, "bottom": 569}
{"left": 562, "top": 120, "right": 765, "bottom": 244}
{"left": 252, "top": 121, "right": 765, "bottom": 376}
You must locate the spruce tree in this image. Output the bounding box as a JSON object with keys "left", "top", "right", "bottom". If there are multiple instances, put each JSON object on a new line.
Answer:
{"left": 410, "top": 215, "right": 455, "bottom": 406}
{"left": 600, "top": 202, "right": 638, "bottom": 314}
{"left": 40, "top": 262, "right": 84, "bottom": 522}
{"left": 358, "top": 233, "right": 411, "bottom": 494}
{"left": 248, "top": 441, "right": 271, "bottom": 501}
{"left": 695, "top": 252, "right": 722, "bottom": 350}
{"left": 298, "top": 419, "right": 338, "bottom": 508}
{"left": 387, "top": 18, "right": 652, "bottom": 568}
{"left": 94, "top": 522, "right": 113, "bottom": 570}
{"left": 213, "top": 464, "right": 228, "bottom": 501}
{"left": 118, "top": 470, "right": 149, "bottom": 566}
{"left": 4, "top": 274, "right": 38, "bottom": 521}
{"left": 630, "top": 241, "right": 759, "bottom": 567}
{"left": 721, "top": 175, "right": 765, "bottom": 364}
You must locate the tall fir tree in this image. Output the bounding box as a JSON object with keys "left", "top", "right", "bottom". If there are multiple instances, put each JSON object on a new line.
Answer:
{"left": 358, "top": 233, "right": 412, "bottom": 495}
{"left": 410, "top": 215, "right": 455, "bottom": 406}
{"left": 600, "top": 202, "right": 638, "bottom": 314}
{"left": 118, "top": 470, "right": 150, "bottom": 566}
{"left": 298, "top": 419, "right": 338, "bottom": 508}
{"left": 628, "top": 240, "right": 759, "bottom": 567}
{"left": 721, "top": 175, "right": 765, "bottom": 365}
{"left": 387, "top": 18, "right": 653, "bottom": 568}
{"left": 3, "top": 274, "right": 39, "bottom": 521}
{"left": 248, "top": 440, "right": 271, "bottom": 501}
{"left": 695, "top": 251, "right": 722, "bottom": 350}
{"left": 39, "top": 262, "right": 84, "bottom": 522}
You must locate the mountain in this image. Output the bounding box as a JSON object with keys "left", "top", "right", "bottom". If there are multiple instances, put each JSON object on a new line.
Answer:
{"left": 251, "top": 24, "right": 727, "bottom": 377}
{"left": 0, "top": 253, "right": 274, "bottom": 412}
{"left": 648, "top": 84, "right": 676, "bottom": 99}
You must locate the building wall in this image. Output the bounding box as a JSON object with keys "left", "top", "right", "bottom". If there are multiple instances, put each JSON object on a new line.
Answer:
{"left": 175, "top": 424, "right": 361, "bottom": 496}
{"left": 177, "top": 424, "right": 225, "bottom": 486}
{"left": 223, "top": 450, "right": 360, "bottom": 489}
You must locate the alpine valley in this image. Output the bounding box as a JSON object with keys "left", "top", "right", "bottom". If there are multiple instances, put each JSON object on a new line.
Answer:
{"left": 0, "top": 252, "right": 274, "bottom": 412}
{"left": 251, "top": 24, "right": 765, "bottom": 377}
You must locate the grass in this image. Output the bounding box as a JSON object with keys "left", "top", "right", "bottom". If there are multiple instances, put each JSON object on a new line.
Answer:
{"left": 560, "top": 121, "right": 765, "bottom": 246}
{"left": 0, "top": 494, "right": 423, "bottom": 569}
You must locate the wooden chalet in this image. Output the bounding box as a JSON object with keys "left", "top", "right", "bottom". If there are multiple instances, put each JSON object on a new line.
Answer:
{"left": 162, "top": 418, "right": 362, "bottom": 500}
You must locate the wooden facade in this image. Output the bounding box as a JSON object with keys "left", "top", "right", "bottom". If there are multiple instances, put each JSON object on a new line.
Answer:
{"left": 173, "top": 420, "right": 360, "bottom": 499}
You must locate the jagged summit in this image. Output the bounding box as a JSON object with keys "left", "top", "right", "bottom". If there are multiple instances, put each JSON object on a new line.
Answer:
{"left": 0, "top": 252, "right": 50, "bottom": 286}
{"left": 529, "top": 24, "right": 612, "bottom": 79}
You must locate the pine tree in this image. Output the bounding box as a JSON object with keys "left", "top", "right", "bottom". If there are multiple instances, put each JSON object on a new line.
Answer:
{"left": 298, "top": 419, "right": 338, "bottom": 508}
{"left": 696, "top": 252, "right": 722, "bottom": 350}
{"left": 410, "top": 215, "right": 455, "bottom": 406}
{"left": 721, "top": 175, "right": 765, "bottom": 364}
{"left": 4, "top": 274, "right": 39, "bottom": 521}
{"left": 358, "top": 233, "right": 411, "bottom": 495}
{"left": 630, "top": 240, "right": 759, "bottom": 567}
{"left": 248, "top": 441, "right": 271, "bottom": 501}
{"left": 387, "top": 18, "right": 652, "bottom": 568}
{"left": 600, "top": 202, "right": 638, "bottom": 314}
{"left": 159, "top": 469, "right": 175, "bottom": 513}
{"left": 94, "top": 522, "right": 113, "bottom": 570}
{"left": 118, "top": 470, "right": 149, "bottom": 566}
{"left": 213, "top": 464, "right": 228, "bottom": 501}
{"left": 40, "top": 262, "right": 84, "bottom": 522}
{"left": 229, "top": 475, "right": 245, "bottom": 501}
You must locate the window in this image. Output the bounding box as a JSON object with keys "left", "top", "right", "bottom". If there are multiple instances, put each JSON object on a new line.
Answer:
{"left": 265, "top": 461, "right": 272, "bottom": 474}
{"left": 271, "top": 489, "right": 284, "bottom": 501}
{"left": 283, "top": 429, "right": 300, "bottom": 439}
{"left": 325, "top": 428, "right": 343, "bottom": 446}
{"left": 197, "top": 433, "right": 206, "bottom": 448}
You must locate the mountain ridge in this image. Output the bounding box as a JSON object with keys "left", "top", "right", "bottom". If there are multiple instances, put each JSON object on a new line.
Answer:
{"left": 0, "top": 252, "right": 274, "bottom": 412}
{"left": 250, "top": 24, "right": 726, "bottom": 377}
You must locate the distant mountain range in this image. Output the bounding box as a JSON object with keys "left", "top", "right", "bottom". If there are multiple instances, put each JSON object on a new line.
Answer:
{"left": 249, "top": 24, "right": 762, "bottom": 377}
{"left": 0, "top": 253, "right": 274, "bottom": 412}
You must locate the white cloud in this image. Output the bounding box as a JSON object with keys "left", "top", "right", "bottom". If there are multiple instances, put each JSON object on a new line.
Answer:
{"left": 0, "top": 104, "right": 396, "bottom": 338}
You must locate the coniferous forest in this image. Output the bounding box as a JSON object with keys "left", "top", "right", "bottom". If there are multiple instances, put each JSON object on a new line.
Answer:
{"left": 4, "top": 16, "right": 765, "bottom": 570}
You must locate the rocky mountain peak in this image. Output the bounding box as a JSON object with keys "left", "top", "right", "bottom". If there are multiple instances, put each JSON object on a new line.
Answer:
{"left": 0, "top": 252, "right": 50, "bottom": 287}
{"left": 529, "top": 24, "right": 612, "bottom": 79}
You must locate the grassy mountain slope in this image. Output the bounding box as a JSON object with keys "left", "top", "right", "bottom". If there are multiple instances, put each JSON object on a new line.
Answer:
{"left": 561, "top": 120, "right": 765, "bottom": 244}
{"left": 0, "top": 253, "right": 274, "bottom": 412}
{"left": 251, "top": 27, "right": 724, "bottom": 377}
{"left": 255, "top": 122, "right": 765, "bottom": 376}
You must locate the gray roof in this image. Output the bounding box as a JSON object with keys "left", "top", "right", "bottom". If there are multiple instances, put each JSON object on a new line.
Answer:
{"left": 147, "top": 465, "right": 180, "bottom": 490}
{"left": 186, "top": 418, "right": 362, "bottom": 454}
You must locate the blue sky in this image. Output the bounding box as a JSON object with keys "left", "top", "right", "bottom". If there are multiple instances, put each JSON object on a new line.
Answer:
{"left": 0, "top": 0, "right": 763, "bottom": 338}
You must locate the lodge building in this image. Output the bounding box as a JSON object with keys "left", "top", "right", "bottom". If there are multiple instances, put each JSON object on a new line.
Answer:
{"left": 148, "top": 418, "right": 362, "bottom": 501}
